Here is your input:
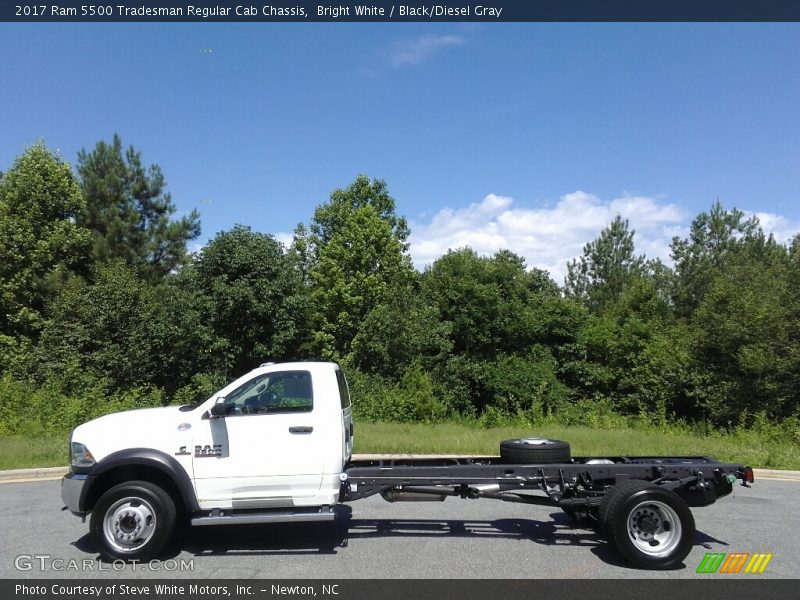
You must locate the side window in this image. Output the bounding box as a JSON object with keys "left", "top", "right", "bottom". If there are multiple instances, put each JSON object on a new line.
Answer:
{"left": 224, "top": 371, "right": 313, "bottom": 415}
{"left": 336, "top": 368, "right": 351, "bottom": 409}
{"left": 223, "top": 373, "right": 271, "bottom": 416}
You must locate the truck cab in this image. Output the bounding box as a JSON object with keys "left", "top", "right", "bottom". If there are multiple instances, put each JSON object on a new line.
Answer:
{"left": 61, "top": 362, "right": 353, "bottom": 559}
{"left": 188, "top": 362, "right": 353, "bottom": 509}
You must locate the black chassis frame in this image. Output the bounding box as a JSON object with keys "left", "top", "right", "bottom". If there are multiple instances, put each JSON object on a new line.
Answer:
{"left": 342, "top": 456, "right": 751, "bottom": 511}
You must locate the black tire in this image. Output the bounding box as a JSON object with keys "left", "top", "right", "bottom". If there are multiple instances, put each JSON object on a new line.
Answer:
{"left": 90, "top": 480, "right": 177, "bottom": 561}
{"left": 598, "top": 479, "right": 647, "bottom": 528}
{"left": 499, "top": 438, "right": 571, "bottom": 464}
{"left": 600, "top": 479, "right": 695, "bottom": 569}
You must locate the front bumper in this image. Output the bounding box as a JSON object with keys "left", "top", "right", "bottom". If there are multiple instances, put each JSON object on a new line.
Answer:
{"left": 61, "top": 471, "right": 90, "bottom": 516}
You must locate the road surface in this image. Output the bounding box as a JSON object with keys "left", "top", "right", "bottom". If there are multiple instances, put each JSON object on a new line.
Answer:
{"left": 0, "top": 478, "right": 794, "bottom": 579}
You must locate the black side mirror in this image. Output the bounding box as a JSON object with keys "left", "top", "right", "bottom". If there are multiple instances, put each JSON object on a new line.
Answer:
{"left": 210, "top": 399, "right": 227, "bottom": 418}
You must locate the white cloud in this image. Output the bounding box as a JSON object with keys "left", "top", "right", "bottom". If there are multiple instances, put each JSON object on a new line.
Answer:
{"left": 274, "top": 192, "right": 800, "bottom": 284}
{"left": 749, "top": 211, "right": 798, "bottom": 243}
{"left": 390, "top": 34, "right": 464, "bottom": 67}
{"left": 274, "top": 232, "right": 294, "bottom": 248}
{"left": 408, "top": 191, "right": 690, "bottom": 283}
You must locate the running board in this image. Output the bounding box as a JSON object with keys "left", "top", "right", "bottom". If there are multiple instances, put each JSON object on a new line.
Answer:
{"left": 191, "top": 507, "right": 335, "bottom": 527}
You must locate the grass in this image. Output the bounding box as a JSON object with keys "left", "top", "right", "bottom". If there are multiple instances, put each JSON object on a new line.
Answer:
{"left": 355, "top": 422, "right": 800, "bottom": 469}
{"left": 0, "top": 435, "right": 68, "bottom": 470}
{"left": 2, "top": 421, "right": 799, "bottom": 470}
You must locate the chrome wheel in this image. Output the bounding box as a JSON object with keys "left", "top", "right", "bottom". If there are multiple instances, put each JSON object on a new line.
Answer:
{"left": 102, "top": 496, "right": 157, "bottom": 553}
{"left": 626, "top": 500, "right": 682, "bottom": 558}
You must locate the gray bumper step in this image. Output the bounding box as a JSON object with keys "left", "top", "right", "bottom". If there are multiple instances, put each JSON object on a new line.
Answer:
{"left": 191, "top": 508, "right": 335, "bottom": 527}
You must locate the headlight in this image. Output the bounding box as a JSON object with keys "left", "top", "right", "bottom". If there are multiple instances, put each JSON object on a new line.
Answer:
{"left": 70, "top": 442, "right": 95, "bottom": 468}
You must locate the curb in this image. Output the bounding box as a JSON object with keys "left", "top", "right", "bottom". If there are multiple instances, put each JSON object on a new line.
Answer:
{"left": 1, "top": 461, "right": 799, "bottom": 484}
{"left": 750, "top": 468, "right": 800, "bottom": 482}
{"left": 0, "top": 466, "right": 69, "bottom": 484}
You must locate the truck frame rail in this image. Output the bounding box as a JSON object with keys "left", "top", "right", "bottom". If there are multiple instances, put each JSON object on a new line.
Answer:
{"left": 343, "top": 455, "right": 751, "bottom": 510}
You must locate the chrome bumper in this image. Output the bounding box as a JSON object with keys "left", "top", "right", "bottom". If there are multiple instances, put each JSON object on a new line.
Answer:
{"left": 61, "top": 472, "right": 88, "bottom": 516}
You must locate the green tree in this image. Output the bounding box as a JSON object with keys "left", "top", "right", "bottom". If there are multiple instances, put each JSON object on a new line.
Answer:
{"left": 147, "top": 281, "right": 227, "bottom": 395}
{"left": 76, "top": 134, "right": 200, "bottom": 280}
{"left": 35, "top": 260, "right": 163, "bottom": 392}
{"left": 179, "top": 225, "right": 308, "bottom": 377}
{"left": 564, "top": 276, "right": 693, "bottom": 420}
{"left": 565, "top": 215, "right": 648, "bottom": 313}
{"left": 301, "top": 176, "right": 415, "bottom": 358}
{"left": 421, "top": 248, "right": 566, "bottom": 358}
{"left": 37, "top": 258, "right": 228, "bottom": 397}
{"left": 349, "top": 290, "right": 452, "bottom": 379}
{"left": 690, "top": 245, "right": 796, "bottom": 424}
{"left": 308, "top": 175, "right": 409, "bottom": 249}
{"left": 0, "top": 142, "right": 90, "bottom": 364}
{"left": 670, "top": 201, "right": 763, "bottom": 316}
{"left": 420, "top": 249, "right": 584, "bottom": 416}
{"left": 288, "top": 222, "right": 312, "bottom": 284}
{"left": 480, "top": 351, "right": 569, "bottom": 417}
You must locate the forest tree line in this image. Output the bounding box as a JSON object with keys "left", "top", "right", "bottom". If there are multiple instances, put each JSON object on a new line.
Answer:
{"left": 1, "top": 137, "right": 799, "bottom": 436}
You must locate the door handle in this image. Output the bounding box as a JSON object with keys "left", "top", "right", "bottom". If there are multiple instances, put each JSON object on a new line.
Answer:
{"left": 289, "top": 426, "right": 313, "bottom": 434}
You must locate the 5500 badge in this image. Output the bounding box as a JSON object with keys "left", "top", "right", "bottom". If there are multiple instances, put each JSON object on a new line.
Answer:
{"left": 175, "top": 445, "right": 223, "bottom": 458}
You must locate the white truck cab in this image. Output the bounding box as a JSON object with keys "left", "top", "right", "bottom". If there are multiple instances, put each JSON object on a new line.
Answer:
{"left": 62, "top": 362, "right": 353, "bottom": 560}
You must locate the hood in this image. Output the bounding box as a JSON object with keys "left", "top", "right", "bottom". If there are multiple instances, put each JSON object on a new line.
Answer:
{"left": 71, "top": 406, "right": 190, "bottom": 462}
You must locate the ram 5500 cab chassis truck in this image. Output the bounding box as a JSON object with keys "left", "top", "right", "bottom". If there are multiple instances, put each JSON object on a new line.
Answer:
{"left": 61, "top": 361, "right": 753, "bottom": 569}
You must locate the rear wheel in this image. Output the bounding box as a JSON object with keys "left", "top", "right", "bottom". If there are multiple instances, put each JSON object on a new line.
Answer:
{"left": 499, "top": 438, "right": 571, "bottom": 464}
{"left": 90, "top": 480, "right": 176, "bottom": 561}
{"left": 601, "top": 479, "right": 694, "bottom": 569}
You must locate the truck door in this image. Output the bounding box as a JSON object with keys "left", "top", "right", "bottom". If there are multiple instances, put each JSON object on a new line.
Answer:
{"left": 191, "top": 369, "right": 324, "bottom": 506}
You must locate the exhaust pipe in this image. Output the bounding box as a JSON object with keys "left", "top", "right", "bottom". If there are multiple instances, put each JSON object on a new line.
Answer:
{"left": 471, "top": 483, "right": 501, "bottom": 493}
{"left": 379, "top": 482, "right": 521, "bottom": 502}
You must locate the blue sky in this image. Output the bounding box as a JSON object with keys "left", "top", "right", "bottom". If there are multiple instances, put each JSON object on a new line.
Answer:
{"left": 1, "top": 23, "right": 798, "bottom": 280}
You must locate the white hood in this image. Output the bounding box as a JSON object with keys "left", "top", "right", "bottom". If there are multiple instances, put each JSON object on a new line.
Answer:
{"left": 71, "top": 406, "right": 190, "bottom": 462}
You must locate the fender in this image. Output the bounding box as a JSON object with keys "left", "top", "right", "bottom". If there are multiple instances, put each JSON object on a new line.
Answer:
{"left": 81, "top": 448, "right": 199, "bottom": 512}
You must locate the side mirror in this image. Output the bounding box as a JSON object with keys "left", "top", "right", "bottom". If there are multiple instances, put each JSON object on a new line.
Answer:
{"left": 210, "top": 399, "right": 227, "bottom": 418}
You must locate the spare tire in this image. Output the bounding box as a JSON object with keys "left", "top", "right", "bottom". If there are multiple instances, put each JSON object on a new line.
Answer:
{"left": 499, "top": 438, "right": 571, "bottom": 464}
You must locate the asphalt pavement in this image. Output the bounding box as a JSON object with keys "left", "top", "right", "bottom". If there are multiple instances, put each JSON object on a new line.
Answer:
{"left": 0, "top": 478, "right": 795, "bottom": 579}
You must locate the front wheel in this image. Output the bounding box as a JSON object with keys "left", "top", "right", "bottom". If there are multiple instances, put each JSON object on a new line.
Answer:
{"left": 601, "top": 479, "right": 695, "bottom": 569}
{"left": 90, "top": 480, "right": 176, "bottom": 561}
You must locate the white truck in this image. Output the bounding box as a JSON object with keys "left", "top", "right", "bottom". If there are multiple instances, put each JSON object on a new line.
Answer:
{"left": 62, "top": 361, "right": 753, "bottom": 570}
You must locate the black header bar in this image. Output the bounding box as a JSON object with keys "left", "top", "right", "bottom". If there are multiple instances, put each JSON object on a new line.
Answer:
{"left": 3, "top": 1, "right": 800, "bottom": 23}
